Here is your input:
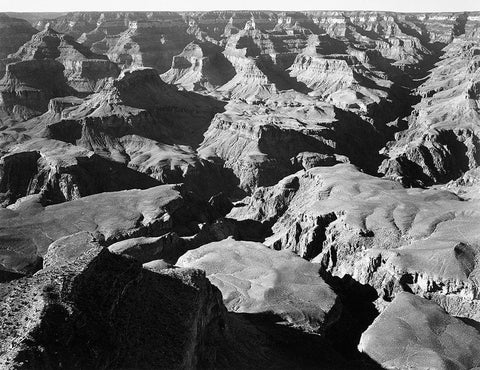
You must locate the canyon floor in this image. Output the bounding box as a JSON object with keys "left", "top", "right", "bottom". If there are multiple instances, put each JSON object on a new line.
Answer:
{"left": 0, "top": 9, "right": 480, "bottom": 369}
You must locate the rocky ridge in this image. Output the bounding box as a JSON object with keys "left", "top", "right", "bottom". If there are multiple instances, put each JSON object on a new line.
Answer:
{"left": 380, "top": 34, "right": 480, "bottom": 186}
{"left": 230, "top": 164, "right": 480, "bottom": 319}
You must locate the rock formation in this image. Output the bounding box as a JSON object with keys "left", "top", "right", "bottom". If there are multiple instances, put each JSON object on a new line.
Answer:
{"left": 0, "top": 14, "right": 36, "bottom": 59}
{"left": 289, "top": 34, "right": 393, "bottom": 115}
{"left": 0, "top": 14, "right": 36, "bottom": 77}
{"left": 0, "top": 183, "right": 211, "bottom": 273}
{"left": 380, "top": 35, "right": 480, "bottom": 186}
{"left": 161, "top": 41, "right": 235, "bottom": 91}
{"left": 359, "top": 292, "right": 480, "bottom": 369}
{"left": 41, "top": 68, "right": 222, "bottom": 148}
{"left": 105, "top": 16, "right": 190, "bottom": 73}
{"left": 28, "top": 67, "right": 229, "bottom": 198}
{"left": 177, "top": 238, "right": 340, "bottom": 332}
{"left": 230, "top": 164, "right": 480, "bottom": 319}
{"left": 0, "top": 9, "right": 480, "bottom": 369}
{"left": 0, "top": 245, "right": 227, "bottom": 369}
{"left": 0, "top": 59, "right": 72, "bottom": 119}
{"left": 0, "top": 138, "right": 161, "bottom": 205}
{"left": 7, "top": 25, "right": 120, "bottom": 95}
{"left": 198, "top": 95, "right": 380, "bottom": 192}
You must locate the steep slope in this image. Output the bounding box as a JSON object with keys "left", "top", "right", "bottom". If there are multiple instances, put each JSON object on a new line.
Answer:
{"left": 8, "top": 25, "right": 120, "bottom": 95}
{"left": 0, "top": 59, "right": 72, "bottom": 119}
{"left": 0, "top": 14, "right": 37, "bottom": 77}
{"left": 380, "top": 35, "right": 480, "bottom": 186}
{"left": 161, "top": 40, "right": 235, "bottom": 91}
{"left": 289, "top": 34, "right": 393, "bottom": 115}
{"left": 0, "top": 245, "right": 227, "bottom": 369}
{"left": 35, "top": 67, "right": 229, "bottom": 197}
{"left": 306, "top": 12, "right": 434, "bottom": 73}
{"left": 198, "top": 94, "right": 381, "bottom": 193}
{"left": 43, "top": 67, "right": 222, "bottom": 149}
{"left": 0, "top": 138, "right": 160, "bottom": 206}
{"left": 218, "top": 25, "right": 310, "bottom": 100}
{"left": 106, "top": 18, "right": 191, "bottom": 73}
{"left": 230, "top": 164, "right": 480, "bottom": 319}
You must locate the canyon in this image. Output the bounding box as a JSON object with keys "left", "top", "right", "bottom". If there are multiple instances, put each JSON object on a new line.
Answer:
{"left": 0, "top": 9, "right": 479, "bottom": 369}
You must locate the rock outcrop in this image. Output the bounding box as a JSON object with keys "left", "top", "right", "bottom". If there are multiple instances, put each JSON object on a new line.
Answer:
{"left": 359, "top": 292, "right": 480, "bottom": 369}
{"left": 0, "top": 59, "right": 72, "bottom": 119}
{"left": 230, "top": 164, "right": 480, "bottom": 319}
{"left": 0, "top": 138, "right": 160, "bottom": 205}
{"left": 7, "top": 25, "right": 120, "bottom": 95}
{"left": 177, "top": 238, "right": 340, "bottom": 333}
{"left": 32, "top": 68, "right": 229, "bottom": 197}
{"left": 0, "top": 14, "right": 36, "bottom": 77}
{"left": 108, "top": 232, "right": 186, "bottom": 264}
{"left": 161, "top": 40, "right": 235, "bottom": 91}
{"left": 0, "top": 184, "right": 210, "bottom": 273}
{"left": 380, "top": 36, "right": 480, "bottom": 186}
{"left": 0, "top": 245, "right": 227, "bottom": 369}
{"left": 106, "top": 17, "right": 190, "bottom": 73}
{"left": 289, "top": 34, "right": 393, "bottom": 115}
{"left": 198, "top": 95, "right": 380, "bottom": 193}
{"left": 42, "top": 68, "right": 222, "bottom": 149}
{"left": 217, "top": 26, "right": 309, "bottom": 100}
{"left": 0, "top": 14, "right": 36, "bottom": 58}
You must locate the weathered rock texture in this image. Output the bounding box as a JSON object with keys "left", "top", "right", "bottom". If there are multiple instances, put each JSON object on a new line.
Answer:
{"left": 0, "top": 13, "right": 36, "bottom": 74}
{"left": 106, "top": 16, "right": 190, "bottom": 73}
{"left": 380, "top": 36, "right": 480, "bottom": 186}
{"left": 0, "top": 246, "right": 227, "bottom": 369}
{"left": 198, "top": 96, "right": 378, "bottom": 193}
{"left": 161, "top": 41, "right": 235, "bottom": 91}
{"left": 359, "top": 292, "right": 480, "bottom": 369}
{"left": 0, "top": 59, "right": 72, "bottom": 118}
{"left": 177, "top": 238, "right": 340, "bottom": 333}
{"left": 0, "top": 184, "right": 211, "bottom": 273}
{"left": 0, "top": 10, "right": 479, "bottom": 369}
{"left": 8, "top": 25, "right": 119, "bottom": 95}
{"left": 231, "top": 164, "right": 480, "bottom": 319}
{"left": 0, "top": 138, "right": 160, "bottom": 205}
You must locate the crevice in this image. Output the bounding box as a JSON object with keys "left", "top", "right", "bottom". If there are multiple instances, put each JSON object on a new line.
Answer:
{"left": 320, "top": 270, "right": 381, "bottom": 367}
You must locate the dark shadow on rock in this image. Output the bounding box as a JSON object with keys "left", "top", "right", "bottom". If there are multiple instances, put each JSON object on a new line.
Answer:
{"left": 217, "top": 311, "right": 383, "bottom": 369}
{"left": 458, "top": 316, "right": 480, "bottom": 335}
{"left": 256, "top": 55, "right": 312, "bottom": 94}
{"left": 0, "top": 266, "right": 25, "bottom": 283}
{"left": 320, "top": 271, "right": 381, "bottom": 368}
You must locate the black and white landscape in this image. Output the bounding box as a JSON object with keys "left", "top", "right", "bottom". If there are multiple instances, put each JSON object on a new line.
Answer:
{"left": 0, "top": 9, "right": 480, "bottom": 369}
